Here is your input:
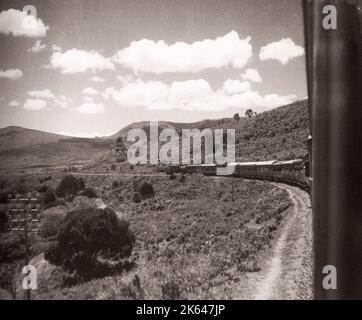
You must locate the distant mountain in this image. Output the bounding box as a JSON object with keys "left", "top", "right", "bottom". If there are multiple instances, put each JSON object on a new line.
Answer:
{"left": 0, "top": 126, "right": 69, "bottom": 152}
{"left": 0, "top": 126, "right": 113, "bottom": 172}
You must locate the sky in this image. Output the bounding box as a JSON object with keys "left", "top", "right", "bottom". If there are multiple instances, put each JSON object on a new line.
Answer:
{"left": 0, "top": 0, "right": 307, "bottom": 137}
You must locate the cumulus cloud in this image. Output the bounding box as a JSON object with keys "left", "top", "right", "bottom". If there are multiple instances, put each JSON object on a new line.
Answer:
{"left": 104, "top": 78, "right": 297, "bottom": 112}
{"left": 8, "top": 100, "right": 19, "bottom": 107}
{"left": 90, "top": 76, "right": 105, "bottom": 82}
{"left": 82, "top": 87, "right": 99, "bottom": 95}
{"left": 27, "top": 90, "right": 71, "bottom": 108}
{"left": 49, "top": 48, "right": 114, "bottom": 74}
{"left": 28, "top": 40, "right": 46, "bottom": 53}
{"left": 223, "top": 79, "right": 251, "bottom": 94}
{"left": 259, "top": 38, "right": 305, "bottom": 64}
{"left": 113, "top": 30, "right": 253, "bottom": 74}
{"left": 0, "top": 9, "right": 48, "bottom": 37}
{"left": 74, "top": 102, "right": 105, "bottom": 114}
{"left": 54, "top": 95, "right": 71, "bottom": 108}
{"left": 23, "top": 98, "right": 47, "bottom": 111}
{"left": 0, "top": 69, "right": 23, "bottom": 80}
{"left": 241, "top": 68, "right": 262, "bottom": 83}
{"left": 28, "top": 89, "right": 54, "bottom": 99}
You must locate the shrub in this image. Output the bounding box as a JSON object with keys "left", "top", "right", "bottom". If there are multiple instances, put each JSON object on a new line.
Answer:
{"left": 39, "top": 213, "right": 64, "bottom": 239}
{"left": 0, "top": 191, "right": 9, "bottom": 204}
{"left": 37, "top": 185, "right": 48, "bottom": 193}
{"left": 55, "top": 175, "right": 81, "bottom": 197}
{"left": 77, "top": 178, "right": 85, "bottom": 190}
{"left": 0, "top": 232, "right": 25, "bottom": 263}
{"left": 82, "top": 187, "right": 97, "bottom": 198}
{"left": 169, "top": 172, "right": 176, "bottom": 180}
{"left": 0, "top": 210, "right": 8, "bottom": 232}
{"left": 42, "top": 189, "right": 56, "bottom": 206}
{"left": 110, "top": 164, "right": 117, "bottom": 171}
{"left": 138, "top": 182, "right": 154, "bottom": 198}
{"left": 112, "top": 181, "right": 119, "bottom": 189}
{"left": 45, "top": 207, "right": 135, "bottom": 281}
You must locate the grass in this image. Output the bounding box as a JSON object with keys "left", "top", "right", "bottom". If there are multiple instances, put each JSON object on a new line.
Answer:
{"left": 18, "top": 173, "right": 292, "bottom": 300}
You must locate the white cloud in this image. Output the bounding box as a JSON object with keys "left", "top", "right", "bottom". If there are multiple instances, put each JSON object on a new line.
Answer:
{"left": 263, "top": 93, "right": 298, "bottom": 108}
{"left": 49, "top": 49, "right": 114, "bottom": 74}
{"left": 104, "top": 78, "right": 297, "bottom": 112}
{"left": 56, "top": 131, "right": 110, "bottom": 138}
{"left": 28, "top": 40, "right": 46, "bottom": 53}
{"left": 223, "top": 79, "right": 251, "bottom": 94}
{"left": 116, "top": 74, "right": 134, "bottom": 83}
{"left": 113, "top": 30, "right": 252, "bottom": 74}
{"left": 90, "top": 76, "right": 105, "bottom": 82}
{"left": 0, "top": 9, "right": 48, "bottom": 37}
{"left": 27, "top": 90, "right": 71, "bottom": 108}
{"left": 0, "top": 69, "right": 23, "bottom": 80}
{"left": 82, "top": 87, "right": 99, "bottom": 95}
{"left": 241, "top": 68, "right": 262, "bottom": 83}
{"left": 74, "top": 102, "right": 105, "bottom": 114}
{"left": 23, "top": 99, "right": 47, "bottom": 111}
{"left": 54, "top": 95, "right": 71, "bottom": 108}
{"left": 9, "top": 100, "right": 19, "bottom": 107}
{"left": 259, "top": 38, "right": 305, "bottom": 64}
{"left": 83, "top": 96, "right": 94, "bottom": 103}
{"left": 51, "top": 44, "right": 61, "bottom": 52}
{"left": 28, "top": 89, "right": 54, "bottom": 99}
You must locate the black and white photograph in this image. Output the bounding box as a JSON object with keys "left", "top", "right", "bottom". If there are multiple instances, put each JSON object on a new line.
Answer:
{"left": 0, "top": 0, "right": 361, "bottom": 305}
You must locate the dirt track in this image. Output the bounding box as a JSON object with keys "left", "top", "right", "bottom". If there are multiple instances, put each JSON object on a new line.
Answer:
{"left": 252, "top": 184, "right": 313, "bottom": 299}
{"left": 218, "top": 183, "right": 313, "bottom": 300}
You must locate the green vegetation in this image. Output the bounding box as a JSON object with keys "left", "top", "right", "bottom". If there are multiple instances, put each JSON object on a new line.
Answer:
{"left": 45, "top": 207, "right": 135, "bottom": 281}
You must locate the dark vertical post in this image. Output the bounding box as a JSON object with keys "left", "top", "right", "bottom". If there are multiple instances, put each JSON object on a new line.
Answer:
{"left": 303, "top": 0, "right": 362, "bottom": 299}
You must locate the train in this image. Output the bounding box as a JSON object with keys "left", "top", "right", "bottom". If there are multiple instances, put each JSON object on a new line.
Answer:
{"left": 169, "top": 157, "right": 311, "bottom": 191}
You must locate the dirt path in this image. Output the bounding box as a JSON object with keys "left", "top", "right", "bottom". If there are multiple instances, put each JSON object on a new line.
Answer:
{"left": 218, "top": 183, "right": 313, "bottom": 300}
{"left": 252, "top": 184, "right": 313, "bottom": 299}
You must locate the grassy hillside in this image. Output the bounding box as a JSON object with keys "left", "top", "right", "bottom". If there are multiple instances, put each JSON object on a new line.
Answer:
{"left": 22, "top": 174, "right": 291, "bottom": 300}
{"left": 89, "top": 100, "right": 309, "bottom": 173}
{"left": 0, "top": 127, "right": 113, "bottom": 172}
{"left": 0, "top": 100, "right": 309, "bottom": 173}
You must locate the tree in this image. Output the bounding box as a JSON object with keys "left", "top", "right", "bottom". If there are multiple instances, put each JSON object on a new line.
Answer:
{"left": 55, "top": 175, "right": 81, "bottom": 197}
{"left": 45, "top": 207, "right": 135, "bottom": 280}
{"left": 245, "top": 109, "right": 255, "bottom": 118}
{"left": 233, "top": 113, "right": 240, "bottom": 123}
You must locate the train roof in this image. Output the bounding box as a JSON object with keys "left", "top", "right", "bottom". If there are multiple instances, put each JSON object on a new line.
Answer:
{"left": 273, "top": 159, "right": 303, "bottom": 165}
{"left": 228, "top": 160, "right": 278, "bottom": 167}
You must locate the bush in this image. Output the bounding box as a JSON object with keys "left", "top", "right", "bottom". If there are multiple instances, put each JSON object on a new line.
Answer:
{"left": 110, "top": 164, "right": 117, "bottom": 171}
{"left": 39, "top": 214, "right": 64, "bottom": 239}
{"left": 45, "top": 207, "right": 135, "bottom": 281}
{"left": 82, "top": 187, "right": 97, "bottom": 198}
{"left": 77, "top": 178, "right": 85, "bottom": 190}
{"left": 0, "top": 191, "right": 9, "bottom": 204}
{"left": 138, "top": 182, "right": 154, "bottom": 198}
{"left": 42, "top": 189, "right": 56, "bottom": 206}
{"left": 55, "top": 175, "right": 81, "bottom": 197}
{"left": 112, "top": 181, "right": 119, "bottom": 189}
{"left": 0, "top": 210, "right": 8, "bottom": 232}
{"left": 169, "top": 172, "right": 176, "bottom": 180}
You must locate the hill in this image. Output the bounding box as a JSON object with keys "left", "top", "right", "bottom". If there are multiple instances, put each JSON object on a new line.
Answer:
{"left": 0, "top": 100, "right": 309, "bottom": 173}
{"left": 0, "top": 127, "right": 113, "bottom": 172}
